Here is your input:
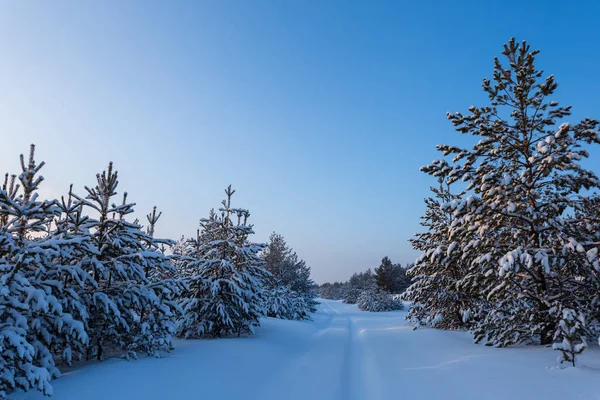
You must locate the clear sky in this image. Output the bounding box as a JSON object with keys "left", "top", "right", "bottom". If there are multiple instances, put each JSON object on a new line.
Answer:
{"left": 0, "top": 1, "right": 598, "bottom": 283}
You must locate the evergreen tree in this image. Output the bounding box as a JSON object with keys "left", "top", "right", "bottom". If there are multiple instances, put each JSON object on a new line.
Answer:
{"left": 375, "top": 256, "right": 395, "bottom": 293}
{"left": 137, "top": 206, "right": 184, "bottom": 357}
{"left": 262, "top": 232, "right": 318, "bottom": 316}
{"left": 552, "top": 308, "right": 587, "bottom": 367}
{"left": 284, "top": 253, "right": 318, "bottom": 312}
{"left": 422, "top": 38, "right": 600, "bottom": 349}
{"left": 72, "top": 162, "right": 181, "bottom": 359}
{"left": 344, "top": 269, "right": 376, "bottom": 304}
{"left": 264, "top": 284, "right": 311, "bottom": 320}
{"left": 177, "top": 186, "right": 268, "bottom": 338}
{"left": 357, "top": 289, "right": 404, "bottom": 312}
{"left": 0, "top": 146, "right": 88, "bottom": 397}
{"left": 318, "top": 282, "right": 347, "bottom": 300}
{"left": 392, "top": 263, "right": 412, "bottom": 294}
{"left": 404, "top": 179, "right": 471, "bottom": 329}
{"left": 263, "top": 232, "right": 290, "bottom": 280}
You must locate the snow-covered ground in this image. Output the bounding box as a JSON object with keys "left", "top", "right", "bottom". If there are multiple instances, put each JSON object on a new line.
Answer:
{"left": 13, "top": 299, "right": 600, "bottom": 400}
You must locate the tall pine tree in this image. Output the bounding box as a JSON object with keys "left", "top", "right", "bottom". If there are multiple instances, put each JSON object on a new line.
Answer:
{"left": 422, "top": 38, "right": 600, "bottom": 351}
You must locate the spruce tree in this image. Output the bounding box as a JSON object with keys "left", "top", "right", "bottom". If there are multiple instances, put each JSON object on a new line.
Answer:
{"left": 422, "top": 38, "right": 600, "bottom": 348}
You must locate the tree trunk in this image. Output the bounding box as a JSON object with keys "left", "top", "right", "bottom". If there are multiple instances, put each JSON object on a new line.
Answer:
{"left": 541, "top": 324, "right": 553, "bottom": 345}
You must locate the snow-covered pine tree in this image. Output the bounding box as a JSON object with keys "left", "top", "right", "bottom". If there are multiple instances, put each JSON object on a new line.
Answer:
{"left": 422, "top": 38, "right": 600, "bottom": 348}
{"left": 73, "top": 162, "right": 180, "bottom": 359}
{"left": 49, "top": 184, "right": 96, "bottom": 364}
{"left": 344, "top": 269, "right": 376, "bottom": 304}
{"left": 318, "top": 282, "right": 347, "bottom": 300}
{"left": 357, "top": 289, "right": 404, "bottom": 312}
{"left": 177, "top": 228, "right": 206, "bottom": 279}
{"left": 262, "top": 232, "right": 318, "bottom": 316}
{"left": 263, "top": 232, "right": 290, "bottom": 280}
{"left": 0, "top": 146, "right": 88, "bottom": 397}
{"left": 136, "top": 206, "right": 184, "bottom": 357}
{"left": 145, "top": 206, "right": 161, "bottom": 239}
{"left": 283, "top": 253, "right": 318, "bottom": 313}
{"left": 404, "top": 178, "right": 471, "bottom": 329}
{"left": 176, "top": 221, "right": 213, "bottom": 332}
{"left": 177, "top": 186, "right": 269, "bottom": 338}
{"left": 552, "top": 308, "right": 587, "bottom": 367}
{"left": 263, "top": 284, "right": 294, "bottom": 319}
{"left": 577, "top": 195, "right": 600, "bottom": 339}
{"left": 263, "top": 284, "right": 311, "bottom": 320}
{"left": 168, "top": 235, "right": 188, "bottom": 280}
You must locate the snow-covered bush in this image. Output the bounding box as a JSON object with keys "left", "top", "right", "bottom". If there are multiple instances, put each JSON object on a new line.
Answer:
{"left": 357, "top": 290, "right": 404, "bottom": 312}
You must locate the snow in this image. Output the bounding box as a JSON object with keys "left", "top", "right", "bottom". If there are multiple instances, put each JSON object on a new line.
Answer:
{"left": 12, "top": 299, "right": 600, "bottom": 400}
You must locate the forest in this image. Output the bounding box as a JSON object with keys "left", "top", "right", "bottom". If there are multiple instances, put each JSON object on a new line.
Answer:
{"left": 0, "top": 157, "right": 317, "bottom": 397}
{"left": 2, "top": 37, "right": 600, "bottom": 398}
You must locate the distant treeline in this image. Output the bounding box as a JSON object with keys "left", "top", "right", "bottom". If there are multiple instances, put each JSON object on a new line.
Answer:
{"left": 318, "top": 256, "right": 413, "bottom": 301}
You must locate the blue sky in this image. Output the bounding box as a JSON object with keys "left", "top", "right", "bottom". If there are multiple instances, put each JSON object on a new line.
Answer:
{"left": 0, "top": 1, "right": 598, "bottom": 283}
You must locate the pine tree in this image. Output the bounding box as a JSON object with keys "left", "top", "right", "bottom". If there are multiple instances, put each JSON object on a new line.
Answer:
{"left": 72, "top": 162, "right": 181, "bottom": 359}
{"left": 357, "top": 289, "right": 403, "bottom": 312}
{"left": 422, "top": 38, "right": 600, "bottom": 347}
{"left": 392, "top": 263, "right": 412, "bottom": 294}
{"left": 344, "top": 269, "right": 376, "bottom": 304}
{"left": 262, "top": 232, "right": 318, "bottom": 316}
{"left": 48, "top": 184, "right": 95, "bottom": 364}
{"left": 375, "top": 257, "right": 395, "bottom": 293}
{"left": 552, "top": 308, "right": 587, "bottom": 367}
{"left": 404, "top": 179, "right": 471, "bottom": 329}
{"left": 264, "top": 284, "right": 311, "bottom": 320}
{"left": 136, "top": 206, "right": 184, "bottom": 357}
{"left": 169, "top": 235, "right": 188, "bottom": 279}
{"left": 0, "top": 146, "right": 88, "bottom": 397}
{"left": 263, "top": 232, "right": 290, "bottom": 280}
{"left": 177, "top": 186, "right": 269, "bottom": 338}
{"left": 284, "top": 253, "right": 318, "bottom": 313}
{"left": 318, "top": 282, "right": 347, "bottom": 300}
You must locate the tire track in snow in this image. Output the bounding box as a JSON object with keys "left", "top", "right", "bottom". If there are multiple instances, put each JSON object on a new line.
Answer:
{"left": 338, "top": 313, "right": 364, "bottom": 400}
{"left": 258, "top": 300, "right": 350, "bottom": 400}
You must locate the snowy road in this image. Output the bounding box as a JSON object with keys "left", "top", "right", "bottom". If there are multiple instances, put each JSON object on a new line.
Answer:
{"left": 14, "top": 299, "right": 600, "bottom": 400}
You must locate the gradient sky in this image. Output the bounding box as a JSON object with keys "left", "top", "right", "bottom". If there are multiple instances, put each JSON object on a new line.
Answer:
{"left": 0, "top": 1, "right": 599, "bottom": 283}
